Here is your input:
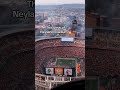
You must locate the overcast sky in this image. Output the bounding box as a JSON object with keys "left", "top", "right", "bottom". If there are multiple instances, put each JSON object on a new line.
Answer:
{"left": 35, "top": 0, "right": 85, "bottom": 5}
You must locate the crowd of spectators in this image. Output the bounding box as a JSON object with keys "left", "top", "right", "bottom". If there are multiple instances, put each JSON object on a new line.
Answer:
{"left": 35, "top": 38, "right": 85, "bottom": 75}
{"left": 0, "top": 30, "right": 34, "bottom": 89}
{"left": 0, "top": 31, "right": 34, "bottom": 60}
{"left": 86, "top": 48, "right": 120, "bottom": 76}
{"left": 86, "top": 47, "right": 120, "bottom": 89}
{"left": 85, "top": 28, "right": 120, "bottom": 90}
{"left": 36, "top": 38, "right": 85, "bottom": 51}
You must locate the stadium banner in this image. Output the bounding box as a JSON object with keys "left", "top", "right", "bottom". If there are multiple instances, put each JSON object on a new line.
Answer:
{"left": 76, "top": 63, "right": 81, "bottom": 74}
{"left": 61, "top": 37, "right": 74, "bottom": 42}
{"left": 55, "top": 67, "right": 64, "bottom": 76}
{"left": 45, "top": 68, "right": 54, "bottom": 75}
{"left": 64, "top": 69, "right": 73, "bottom": 76}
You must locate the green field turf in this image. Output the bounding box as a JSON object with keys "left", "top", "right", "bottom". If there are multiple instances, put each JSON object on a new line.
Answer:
{"left": 56, "top": 58, "right": 78, "bottom": 68}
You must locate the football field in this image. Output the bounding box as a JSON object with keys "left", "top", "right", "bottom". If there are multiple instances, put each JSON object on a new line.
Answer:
{"left": 56, "top": 58, "right": 78, "bottom": 68}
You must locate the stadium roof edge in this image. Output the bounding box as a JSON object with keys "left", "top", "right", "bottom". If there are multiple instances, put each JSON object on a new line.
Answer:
{"left": 35, "top": 37, "right": 85, "bottom": 42}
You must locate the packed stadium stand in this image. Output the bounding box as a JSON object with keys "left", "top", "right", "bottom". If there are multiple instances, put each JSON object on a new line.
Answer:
{"left": 86, "top": 28, "right": 120, "bottom": 90}
{"left": 0, "top": 25, "right": 34, "bottom": 89}
{"left": 35, "top": 38, "right": 85, "bottom": 90}
{"left": 86, "top": 0, "right": 120, "bottom": 87}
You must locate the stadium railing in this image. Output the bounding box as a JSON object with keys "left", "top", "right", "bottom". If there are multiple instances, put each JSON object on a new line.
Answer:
{"left": 35, "top": 73, "right": 85, "bottom": 90}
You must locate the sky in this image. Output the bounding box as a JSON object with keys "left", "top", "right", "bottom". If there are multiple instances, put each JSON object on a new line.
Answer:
{"left": 35, "top": 0, "right": 85, "bottom": 5}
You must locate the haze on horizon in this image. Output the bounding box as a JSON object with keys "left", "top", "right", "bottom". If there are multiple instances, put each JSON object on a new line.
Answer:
{"left": 35, "top": 0, "right": 85, "bottom": 5}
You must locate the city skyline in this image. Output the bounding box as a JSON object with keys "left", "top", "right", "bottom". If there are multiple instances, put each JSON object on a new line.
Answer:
{"left": 35, "top": 0, "right": 85, "bottom": 5}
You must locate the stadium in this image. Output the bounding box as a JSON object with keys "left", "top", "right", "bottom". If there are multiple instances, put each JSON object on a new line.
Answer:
{"left": 35, "top": 37, "right": 85, "bottom": 90}
{"left": 86, "top": 28, "right": 120, "bottom": 90}
{"left": 0, "top": 25, "right": 35, "bottom": 89}
{"left": 86, "top": 0, "right": 120, "bottom": 89}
